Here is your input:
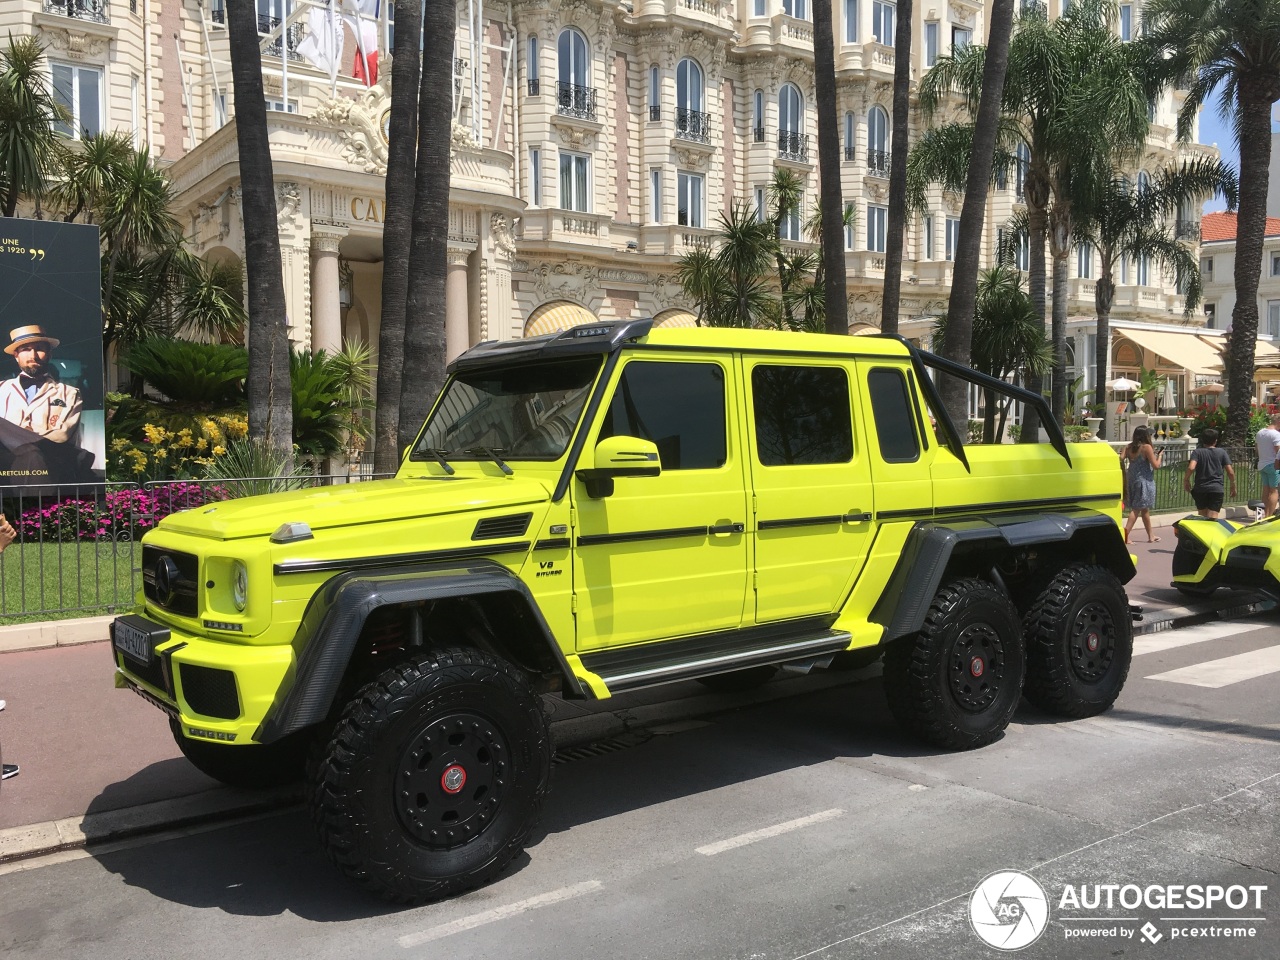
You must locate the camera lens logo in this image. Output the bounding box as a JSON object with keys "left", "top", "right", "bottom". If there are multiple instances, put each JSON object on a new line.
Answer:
{"left": 969, "top": 870, "right": 1050, "bottom": 951}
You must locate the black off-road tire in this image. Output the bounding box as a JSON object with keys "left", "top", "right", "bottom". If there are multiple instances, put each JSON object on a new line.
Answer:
{"left": 1022, "top": 563, "right": 1132, "bottom": 718}
{"left": 882, "top": 578, "right": 1026, "bottom": 750}
{"left": 696, "top": 666, "right": 778, "bottom": 692}
{"left": 309, "top": 647, "right": 552, "bottom": 904}
{"left": 170, "top": 719, "right": 310, "bottom": 789}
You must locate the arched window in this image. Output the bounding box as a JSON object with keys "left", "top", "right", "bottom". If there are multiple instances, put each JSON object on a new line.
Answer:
{"left": 844, "top": 111, "right": 855, "bottom": 160}
{"left": 527, "top": 35, "right": 540, "bottom": 95}
{"left": 648, "top": 64, "right": 660, "bottom": 120}
{"left": 778, "top": 83, "right": 805, "bottom": 159}
{"left": 676, "top": 59, "right": 708, "bottom": 142}
{"left": 1137, "top": 170, "right": 1151, "bottom": 196}
{"left": 867, "top": 105, "right": 888, "bottom": 175}
{"left": 557, "top": 28, "right": 592, "bottom": 118}
{"left": 753, "top": 89, "right": 765, "bottom": 141}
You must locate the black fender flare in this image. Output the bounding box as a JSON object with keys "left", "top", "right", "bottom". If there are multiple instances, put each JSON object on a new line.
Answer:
{"left": 869, "top": 508, "right": 1134, "bottom": 644}
{"left": 255, "top": 561, "right": 579, "bottom": 743}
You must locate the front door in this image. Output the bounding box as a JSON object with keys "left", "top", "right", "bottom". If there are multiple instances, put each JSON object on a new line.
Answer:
{"left": 572, "top": 354, "right": 749, "bottom": 650}
{"left": 745, "top": 359, "right": 876, "bottom": 622}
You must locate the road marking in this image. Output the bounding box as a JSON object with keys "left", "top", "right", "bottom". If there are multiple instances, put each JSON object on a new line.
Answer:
{"left": 1132, "top": 621, "right": 1265, "bottom": 657}
{"left": 1147, "top": 645, "right": 1280, "bottom": 688}
{"left": 696, "top": 808, "right": 843, "bottom": 856}
{"left": 397, "top": 880, "right": 603, "bottom": 947}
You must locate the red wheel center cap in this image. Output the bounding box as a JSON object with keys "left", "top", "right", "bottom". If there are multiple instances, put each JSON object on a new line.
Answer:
{"left": 1086, "top": 633, "right": 1100, "bottom": 653}
{"left": 969, "top": 656, "right": 985, "bottom": 678}
{"left": 441, "top": 764, "right": 467, "bottom": 795}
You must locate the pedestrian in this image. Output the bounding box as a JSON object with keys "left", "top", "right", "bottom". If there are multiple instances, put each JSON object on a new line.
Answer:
{"left": 1256, "top": 414, "right": 1280, "bottom": 518}
{"left": 1184, "top": 428, "right": 1237, "bottom": 519}
{"left": 1122, "top": 426, "right": 1162, "bottom": 543}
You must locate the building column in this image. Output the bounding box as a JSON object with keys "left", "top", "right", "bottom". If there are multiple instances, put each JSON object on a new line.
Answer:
{"left": 446, "top": 247, "right": 472, "bottom": 362}
{"left": 310, "top": 231, "right": 345, "bottom": 355}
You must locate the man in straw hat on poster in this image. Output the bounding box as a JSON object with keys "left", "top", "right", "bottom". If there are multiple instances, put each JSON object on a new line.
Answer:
{"left": 0, "top": 324, "right": 86, "bottom": 484}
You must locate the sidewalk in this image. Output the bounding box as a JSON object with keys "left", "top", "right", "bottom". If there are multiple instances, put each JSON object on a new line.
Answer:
{"left": 0, "top": 518, "right": 1271, "bottom": 866}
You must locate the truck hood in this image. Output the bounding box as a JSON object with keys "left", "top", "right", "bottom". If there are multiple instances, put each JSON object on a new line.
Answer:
{"left": 156, "top": 476, "right": 552, "bottom": 540}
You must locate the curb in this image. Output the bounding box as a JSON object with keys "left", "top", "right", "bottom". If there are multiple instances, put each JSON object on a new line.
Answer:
{"left": 1132, "top": 594, "right": 1274, "bottom": 635}
{"left": 0, "top": 615, "right": 114, "bottom": 654}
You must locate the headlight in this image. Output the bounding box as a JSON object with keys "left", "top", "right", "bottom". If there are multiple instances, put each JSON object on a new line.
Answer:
{"left": 232, "top": 561, "right": 248, "bottom": 612}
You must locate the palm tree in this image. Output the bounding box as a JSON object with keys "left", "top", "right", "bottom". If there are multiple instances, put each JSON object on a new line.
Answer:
{"left": 881, "top": 0, "right": 913, "bottom": 335}
{"left": 0, "top": 36, "right": 61, "bottom": 217}
{"left": 46, "top": 131, "right": 132, "bottom": 223}
{"left": 398, "top": 0, "right": 457, "bottom": 452}
{"left": 933, "top": 265, "right": 1052, "bottom": 443}
{"left": 811, "top": 0, "right": 849, "bottom": 335}
{"left": 1075, "top": 159, "right": 1238, "bottom": 437}
{"left": 1145, "top": 0, "right": 1280, "bottom": 446}
{"left": 676, "top": 202, "right": 776, "bottom": 328}
{"left": 227, "top": 0, "right": 293, "bottom": 462}
{"left": 372, "top": 0, "right": 424, "bottom": 474}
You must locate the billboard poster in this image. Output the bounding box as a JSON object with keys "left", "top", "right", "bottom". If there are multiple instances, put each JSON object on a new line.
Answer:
{"left": 0, "top": 219, "right": 105, "bottom": 490}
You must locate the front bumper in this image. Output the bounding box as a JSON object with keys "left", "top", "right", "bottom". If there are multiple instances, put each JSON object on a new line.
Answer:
{"left": 112, "top": 615, "right": 294, "bottom": 745}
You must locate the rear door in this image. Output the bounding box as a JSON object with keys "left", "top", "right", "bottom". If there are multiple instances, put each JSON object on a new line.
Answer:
{"left": 746, "top": 358, "right": 876, "bottom": 622}
{"left": 857, "top": 361, "right": 935, "bottom": 520}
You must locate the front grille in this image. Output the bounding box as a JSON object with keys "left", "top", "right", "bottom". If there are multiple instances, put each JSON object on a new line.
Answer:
{"left": 180, "top": 664, "right": 241, "bottom": 720}
{"left": 142, "top": 545, "right": 200, "bottom": 616}
{"left": 473, "top": 513, "right": 533, "bottom": 540}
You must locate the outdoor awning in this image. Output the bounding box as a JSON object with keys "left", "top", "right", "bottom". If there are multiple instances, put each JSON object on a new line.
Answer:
{"left": 653, "top": 308, "right": 697, "bottom": 328}
{"left": 1114, "top": 326, "right": 1222, "bottom": 375}
{"left": 1198, "top": 334, "right": 1280, "bottom": 375}
{"left": 524, "top": 301, "right": 597, "bottom": 337}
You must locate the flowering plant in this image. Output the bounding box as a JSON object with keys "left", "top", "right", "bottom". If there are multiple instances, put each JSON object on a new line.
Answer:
{"left": 107, "top": 415, "right": 248, "bottom": 482}
{"left": 14, "top": 482, "right": 229, "bottom": 543}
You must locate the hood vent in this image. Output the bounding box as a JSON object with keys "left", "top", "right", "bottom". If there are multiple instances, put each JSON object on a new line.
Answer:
{"left": 472, "top": 512, "right": 533, "bottom": 541}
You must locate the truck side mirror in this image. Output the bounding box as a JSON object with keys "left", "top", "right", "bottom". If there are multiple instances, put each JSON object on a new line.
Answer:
{"left": 575, "top": 436, "right": 661, "bottom": 499}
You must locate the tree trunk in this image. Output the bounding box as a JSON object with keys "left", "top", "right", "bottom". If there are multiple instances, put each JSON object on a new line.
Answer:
{"left": 1020, "top": 169, "right": 1051, "bottom": 443}
{"left": 879, "top": 0, "right": 914, "bottom": 336}
{"left": 1093, "top": 267, "right": 1115, "bottom": 440}
{"left": 227, "top": 0, "right": 292, "bottom": 465}
{"left": 1225, "top": 80, "right": 1275, "bottom": 447}
{"left": 812, "top": 0, "right": 848, "bottom": 335}
{"left": 1048, "top": 201, "right": 1071, "bottom": 427}
{"left": 398, "top": 0, "right": 457, "bottom": 451}
{"left": 372, "top": 1, "right": 424, "bottom": 475}
{"left": 936, "top": 0, "right": 1014, "bottom": 427}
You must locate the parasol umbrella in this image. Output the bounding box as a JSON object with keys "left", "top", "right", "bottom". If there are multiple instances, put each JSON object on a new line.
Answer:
{"left": 1161, "top": 378, "right": 1176, "bottom": 409}
{"left": 1190, "top": 382, "right": 1225, "bottom": 395}
{"left": 1108, "top": 376, "right": 1141, "bottom": 391}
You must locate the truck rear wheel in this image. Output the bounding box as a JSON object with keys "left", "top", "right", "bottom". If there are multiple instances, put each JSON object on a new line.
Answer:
{"left": 1022, "top": 563, "right": 1132, "bottom": 718}
{"left": 883, "top": 579, "right": 1025, "bottom": 750}
{"left": 309, "top": 647, "right": 552, "bottom": 904}
{"left": 169, "top": 719, "right": 309, "bottom": 789}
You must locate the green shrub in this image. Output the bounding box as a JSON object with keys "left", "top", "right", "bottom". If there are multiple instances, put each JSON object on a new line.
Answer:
{"left": 122, "top": 338, "right": 248, "bottom": 407}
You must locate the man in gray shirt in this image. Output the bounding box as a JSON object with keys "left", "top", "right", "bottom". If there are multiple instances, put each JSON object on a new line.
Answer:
{"left": 1184, "top": 428, "right": 1237, "bottom": 519}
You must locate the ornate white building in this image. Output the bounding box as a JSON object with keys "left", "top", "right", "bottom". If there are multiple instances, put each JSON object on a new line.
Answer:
{"left": 7, "top": 0, "right": 1218, "bottom": 419}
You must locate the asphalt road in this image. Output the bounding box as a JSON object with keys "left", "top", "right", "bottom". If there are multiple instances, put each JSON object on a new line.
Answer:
{"left": 3, "top": 613, "right": 1279, "bottom": 960}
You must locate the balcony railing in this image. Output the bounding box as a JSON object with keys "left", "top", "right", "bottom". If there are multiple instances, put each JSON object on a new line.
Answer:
{"left": 867, "top": 149, "right": 891, "bottom": 177}
{"left": 258, "top": 15, "right": 304, "bottom": 61}
{"left": 778, "top": 130, "right": 809, "bottom": 162}
{"left": 844, "top": 145, "right": 857, "bottom": 161}
{"left": 675, "top": 108, "right": 711, "bottom": 143}
{"left": 1176, "top": 219, "right": 1201, "bottom": 241}
{"left": 557, "top": 81, "right": 597, "bottom": 121}
{"left": 528, "top": 78, "right": 540, "bottom": 95}
{"left": 752, "top": 126, "right": 766, "bottom": 143}
{"left": 649, "top": 105, "right": 662, "bottom": 121}
{"left": 43, "top": 0, "right": 109, "bottom": 23}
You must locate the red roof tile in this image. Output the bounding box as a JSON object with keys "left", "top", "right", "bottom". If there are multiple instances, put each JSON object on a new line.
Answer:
{"left": 1201, "top": 211, "right": 1280, "bottom": 242}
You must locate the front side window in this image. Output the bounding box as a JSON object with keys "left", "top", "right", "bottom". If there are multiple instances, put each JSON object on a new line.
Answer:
{"left": 925, "top": 22, "right": 938, "bottom": 66}
{"left": 412, "top": 356, "right": 602, "bottom": 462}
{"left": 51, "top": 62, "right": 102, "bottom": 139}
{"left": 560, "top": 152, "right": 590, "bottom": 212}
{"left": 845, "top": 0, "right": 859, "bottom": 42}
{"left": 872, "top": 0, "right": 895, "bottom": 44}
{"left": 752, "top": 365, "right": 853, "bottom": 466}
{"left": 867, "top": 367, "right": 921, "bottom": 462}
{"left": 677, "top": 171, "right": 704, "bottom": 228}
{"left": 867, "top": 204, "right": 887, "bottom": 252}
{"left": 599, "top": 361, "right": 727, "bottom": 470}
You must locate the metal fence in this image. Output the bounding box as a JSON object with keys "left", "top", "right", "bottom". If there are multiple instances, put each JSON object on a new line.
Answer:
{"left": 1131, "top": 445, "right": 1262, "bottom": 514}
{"left": 0, "top": 472, "right": 388, "bottom": 623}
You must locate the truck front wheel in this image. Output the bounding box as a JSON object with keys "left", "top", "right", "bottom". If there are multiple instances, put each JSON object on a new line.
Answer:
{"left": 1022, "top": 563, "right": 1132, "bottom": 718}
{"left": 309, "top": 647, "right": 552, "bottom": 904}
{"left": 883, "top": 579, "right": 1025, "bottom": 750}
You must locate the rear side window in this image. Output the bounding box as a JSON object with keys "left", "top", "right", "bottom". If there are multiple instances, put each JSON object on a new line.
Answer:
{"left": 598, "top": 360, "right": 727, "bottom": 470}
{"left": 751, "top": 364, "right": 853, "bottom": 465}
{"left": 867, "top": 367, "right": 921, "bottom": 463}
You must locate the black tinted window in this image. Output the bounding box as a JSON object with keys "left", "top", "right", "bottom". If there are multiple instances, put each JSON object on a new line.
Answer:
{"left": 751, "top": 365, "right": 853, "bottom": 465}
{"left": 599, "top": 361, "right": 727, "bottom": 470}
{"left": 867, "top": 367, "right": 921, "bottom": 462}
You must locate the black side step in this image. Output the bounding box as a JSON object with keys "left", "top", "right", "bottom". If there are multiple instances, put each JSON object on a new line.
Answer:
{"left": 580, "top": 620, "right": 853, "bottom": 694}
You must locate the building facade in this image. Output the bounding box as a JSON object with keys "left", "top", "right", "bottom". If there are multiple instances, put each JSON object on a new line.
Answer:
{"left": 8, "top": 0, "right": 1218, "bottom": 432}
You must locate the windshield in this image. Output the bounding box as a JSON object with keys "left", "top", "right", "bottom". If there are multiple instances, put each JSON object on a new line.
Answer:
{"left": 411, "top": 356, "right": 603, "bottom": 463}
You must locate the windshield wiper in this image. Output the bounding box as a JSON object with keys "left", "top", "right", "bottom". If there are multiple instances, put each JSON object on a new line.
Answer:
{"left": 419, "top": 447, "right": 455, "bottom": 475}
{"left": 466, "top": 446, "right": 513, "bottom": 476}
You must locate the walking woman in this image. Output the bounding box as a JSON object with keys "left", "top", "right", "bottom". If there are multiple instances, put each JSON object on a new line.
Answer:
{"left": 1122, "top": 426, "right": 1162, "bottom": 543}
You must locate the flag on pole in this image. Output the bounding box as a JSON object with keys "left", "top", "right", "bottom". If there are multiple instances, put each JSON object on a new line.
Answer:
{"left": 342, "top": 0, "right": 379, "bottom": 86}
{"left": 296, "top": 0, "right": 344, "bottom": 83}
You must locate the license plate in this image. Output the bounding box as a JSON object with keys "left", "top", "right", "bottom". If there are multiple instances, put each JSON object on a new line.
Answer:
{"left": 113, "top": 617, "right": 156, "bottom": 665}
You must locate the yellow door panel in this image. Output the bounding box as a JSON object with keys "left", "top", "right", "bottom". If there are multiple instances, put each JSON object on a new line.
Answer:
{"left": 857, "top": 362, "right": 935, "bottom": 519}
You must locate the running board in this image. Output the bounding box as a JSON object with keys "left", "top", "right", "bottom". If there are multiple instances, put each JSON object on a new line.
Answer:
{"left": 580, "top": 621, "right": 852, "bottom": 694}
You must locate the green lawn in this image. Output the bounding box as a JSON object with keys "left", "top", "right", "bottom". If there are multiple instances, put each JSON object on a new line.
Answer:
{"left": 0, "top": 540, "right": 141, "bottom": 624}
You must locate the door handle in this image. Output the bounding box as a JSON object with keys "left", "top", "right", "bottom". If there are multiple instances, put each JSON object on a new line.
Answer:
{"left": 843, "top": 511, "right": 873, "bottom": 523}
{"left": 709, "top": 522, "right": 745, "bottom": 535}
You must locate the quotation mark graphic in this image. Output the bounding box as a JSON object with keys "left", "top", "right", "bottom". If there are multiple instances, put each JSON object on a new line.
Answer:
{"left": 28, "top": 248, "right": 45, "bottom": 260}
{"left": 1140, "top": 922, "right": 1163, "bottom": 944}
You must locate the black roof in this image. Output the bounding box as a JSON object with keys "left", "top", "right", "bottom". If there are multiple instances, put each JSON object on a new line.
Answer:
{"left": 448, "top": 319, "right": 655, "bottom": 374}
